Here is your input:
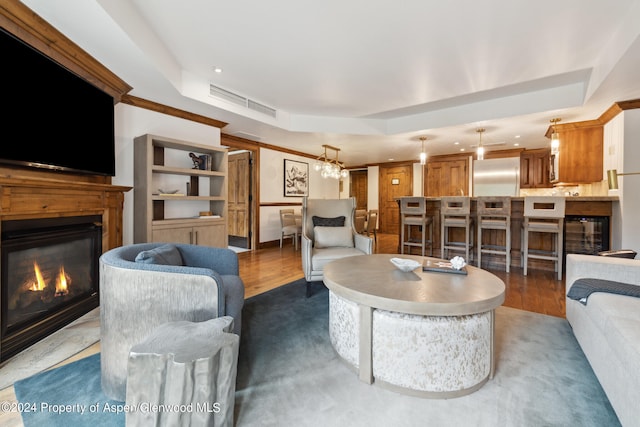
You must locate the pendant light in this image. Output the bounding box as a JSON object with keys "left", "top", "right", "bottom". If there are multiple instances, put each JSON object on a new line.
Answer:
{"left": 550, "top": 118, "right": 561, "bottom": 155}
{"left": 419, "top": 136, "right": 427, "bottom": 165}
{"left": 476, "top": 128, "right": 485, "bottom": 160}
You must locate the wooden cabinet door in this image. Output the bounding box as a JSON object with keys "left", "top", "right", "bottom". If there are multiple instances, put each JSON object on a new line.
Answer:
{"left": 193, "top": 223, "right": 226, "bottom": 247}
{"left": 152, "top": 226, "right": 193, "bottom": 244}
{"left": 152, "top": 222, "right": 226, "bottom": 247}
{"left": 556, "top": 125, "right": 603, "bottom": 183}
{"left": 426, "top": 158, "right": 468, "bottom": 196}
{"left": 520, "top": 149, "right": 551, "bottom": 188}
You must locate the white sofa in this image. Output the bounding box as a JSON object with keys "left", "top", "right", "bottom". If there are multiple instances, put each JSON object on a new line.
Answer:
{"left": 565, "top": 254, "right": 640, "bottom": 427}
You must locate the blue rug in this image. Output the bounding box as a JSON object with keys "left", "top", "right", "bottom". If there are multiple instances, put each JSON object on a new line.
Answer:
{"left": 13, "top": 353, "right": 125, "bottom": 426}
{"left": 14, "top": 278, "right": 620, "bottom": 426}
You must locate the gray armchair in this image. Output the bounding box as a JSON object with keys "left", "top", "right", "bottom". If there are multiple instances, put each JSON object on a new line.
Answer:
{"left": 99, "top": 242, "right": 245, "bottom": 401}
{"left": 301, "top": 197, "right": 373, "bottom": 294}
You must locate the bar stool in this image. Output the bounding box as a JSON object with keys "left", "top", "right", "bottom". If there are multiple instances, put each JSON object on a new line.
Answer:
{"left": 400, "top": 197, "right": 433, "bottom": 256}
{"left": 477, "top": 196, "right": 511, "bottom": 272}
{"left": 521, "top": 196, "right": 565, "bottom": 280}
{"left": 441, "top": 196, "right": 474, "bottom": 262}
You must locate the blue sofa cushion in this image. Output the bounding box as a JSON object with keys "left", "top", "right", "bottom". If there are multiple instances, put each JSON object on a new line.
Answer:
{"left": 312, "top": 215, "right": 345, "bottom": 227}
{"left": 135, "top": 243, "right": 184, "bottom": 266}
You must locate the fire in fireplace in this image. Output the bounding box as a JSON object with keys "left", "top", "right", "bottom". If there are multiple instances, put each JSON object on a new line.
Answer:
{"left": 1, "top": 215, "right": 102, "bottom": 362}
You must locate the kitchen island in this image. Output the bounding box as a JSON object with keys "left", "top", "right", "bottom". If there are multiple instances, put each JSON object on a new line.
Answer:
{"left": 397, "top": 196, "right": 618, "bottom": 273}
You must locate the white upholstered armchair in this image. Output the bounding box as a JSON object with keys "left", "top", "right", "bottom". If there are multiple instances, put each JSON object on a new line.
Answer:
{"left": 301, "top": 197, "right": 373, "bottom": 295}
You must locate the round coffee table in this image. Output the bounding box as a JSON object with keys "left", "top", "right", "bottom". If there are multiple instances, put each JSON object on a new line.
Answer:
{"left": 323, "top": 254, "right": 505, "bottom": 398}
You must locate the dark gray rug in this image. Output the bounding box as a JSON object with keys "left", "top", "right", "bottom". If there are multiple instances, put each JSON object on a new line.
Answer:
{"left": 15, "top": 279, "right": 619, "bottom": 426}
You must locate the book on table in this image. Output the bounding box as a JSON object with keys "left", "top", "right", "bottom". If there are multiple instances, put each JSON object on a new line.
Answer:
{"left": 422, "top": 259, "right": 468, "bottom": 275}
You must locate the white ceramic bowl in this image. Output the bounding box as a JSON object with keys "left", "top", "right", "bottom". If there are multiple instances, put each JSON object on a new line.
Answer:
{"left": 390, "top": 257, "right": 421, "bottom": 272}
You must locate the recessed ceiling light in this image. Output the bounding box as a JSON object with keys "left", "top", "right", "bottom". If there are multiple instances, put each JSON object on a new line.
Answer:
{"left": 460, "top": 148, "right": 465, "bottom": 152}
{"left": 388, "top": 158, "right": 394, "bottom": 161}
{"left": 514, "top": 143, "right": 520, "bottom": 146}
{"left": 515, "top": 135, "right": 521, "bottom": 138}
{"left": 454, "top": 141, "right": 460, "bottom": 145}
{"left": 213, "top": 67, "right": 223, "bottom": 73}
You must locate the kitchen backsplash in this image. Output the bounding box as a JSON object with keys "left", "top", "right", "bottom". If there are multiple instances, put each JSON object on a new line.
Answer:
{"left": 519, "top": 180, "right": 609, "bottom": 197}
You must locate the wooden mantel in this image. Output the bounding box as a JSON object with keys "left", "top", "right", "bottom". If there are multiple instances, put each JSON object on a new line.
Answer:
{"left": 0, "top": 167, "right": 131, "bottom": 252}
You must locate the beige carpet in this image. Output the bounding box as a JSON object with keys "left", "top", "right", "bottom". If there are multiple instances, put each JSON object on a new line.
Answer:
{"left": 0, "top": 308, "right": 100, "bottom": 390}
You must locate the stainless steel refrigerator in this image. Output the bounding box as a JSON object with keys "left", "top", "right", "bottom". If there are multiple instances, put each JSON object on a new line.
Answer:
{"left": 472, "top": 157, "right": 520, "bottom": 197}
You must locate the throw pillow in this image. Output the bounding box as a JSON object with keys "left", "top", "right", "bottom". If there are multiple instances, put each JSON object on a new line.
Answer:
{"left": 314, "top": 226, "right": 354, "bottom": 248}
{"left": 312, "top": 216, "right": 346, "bottom": 227}
{"left": 135, "top": 244, "right": 184, "bottom": 265}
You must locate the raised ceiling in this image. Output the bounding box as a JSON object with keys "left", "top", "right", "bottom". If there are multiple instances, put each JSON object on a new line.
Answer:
{"left": 23, "top": 0, "right": 640, "bottom": 165}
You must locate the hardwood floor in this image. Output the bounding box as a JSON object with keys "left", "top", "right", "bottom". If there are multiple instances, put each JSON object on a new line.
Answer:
{"left": 0, "top": 233, "right": 566, "bottom": 427}
{"left": 240, "top": 232, "right": 566, "bottom": 318}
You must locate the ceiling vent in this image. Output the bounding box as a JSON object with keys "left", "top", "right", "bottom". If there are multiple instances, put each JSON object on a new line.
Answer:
{"left": 210, "top": 84, "right": 277, "bottom": 118}
{"left": 209, "top": 84, "right": 246, "bottom": 107}
{"left": 247, "top": 99, "right": 277, "bottom": 118}
{"left": 471, "top": 141, "right": 506, "bottom": 147}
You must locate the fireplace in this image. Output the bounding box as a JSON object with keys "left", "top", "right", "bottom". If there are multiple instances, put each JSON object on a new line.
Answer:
{"left": 1, "top": 215, "right": 102, "bottom": 362}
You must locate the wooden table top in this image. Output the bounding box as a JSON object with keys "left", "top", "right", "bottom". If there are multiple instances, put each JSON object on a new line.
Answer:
{"left": 323, "top": 254, "right": 505, "bottom": 316}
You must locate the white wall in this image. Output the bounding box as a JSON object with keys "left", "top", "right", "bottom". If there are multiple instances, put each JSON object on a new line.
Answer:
{"left": 259, "top": 148, "right": 339, "bottom": 243}
{"left": 412, "top": 163, "right": 424, "bottom": 196}
{"left": 621, "top": 109, "right": 640, "bottom": 251}
{"left": 604, "top": 109, "right": 640, "bottom": 251}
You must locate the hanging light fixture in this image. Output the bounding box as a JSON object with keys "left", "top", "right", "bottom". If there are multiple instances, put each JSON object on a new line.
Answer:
{"left": 313, "top": 144, "right": 349, "bottom": 179}
{"left": 419, "top": 136, "right": 428, "bottom": 165}
{"left": 550, "top": 118, "right": 561, "bottom": 155}
{"left": 476, "top": 128, "right": 486, "bottom": 160}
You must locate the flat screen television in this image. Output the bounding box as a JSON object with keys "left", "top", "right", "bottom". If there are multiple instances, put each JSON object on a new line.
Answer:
{"left": 0, "top": 27, "right": 116, "bottom": 176}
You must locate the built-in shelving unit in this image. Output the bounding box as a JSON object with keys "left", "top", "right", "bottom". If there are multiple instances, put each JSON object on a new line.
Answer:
{"left": 134, "top": 134, "right": 228, "bottom": 247}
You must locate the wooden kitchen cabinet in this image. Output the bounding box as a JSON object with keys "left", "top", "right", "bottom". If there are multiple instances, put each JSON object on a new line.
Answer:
{"left": 551, "top": 124, "right": 603, "bottom": 184}
{"left": 520, "top": 149, "right": 552, "bottom": 188}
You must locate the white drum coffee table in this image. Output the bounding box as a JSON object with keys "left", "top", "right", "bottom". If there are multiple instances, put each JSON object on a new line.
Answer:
{"left": 323, "top": 254, "right": 505, "bottom": 398}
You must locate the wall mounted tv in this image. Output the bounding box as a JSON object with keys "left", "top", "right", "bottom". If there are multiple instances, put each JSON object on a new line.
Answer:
{"left": 0, "top": 27, "right": 116, "bottom": 176}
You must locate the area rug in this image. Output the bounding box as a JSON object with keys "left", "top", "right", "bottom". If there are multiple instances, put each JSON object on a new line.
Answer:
{"left": 14, "top": 279, "right": 620, "bottom": 426}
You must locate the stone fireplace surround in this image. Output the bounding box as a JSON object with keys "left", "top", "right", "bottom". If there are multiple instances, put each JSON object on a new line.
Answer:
{"left": 0, "top": 166, "right": 130, "bottom": 362}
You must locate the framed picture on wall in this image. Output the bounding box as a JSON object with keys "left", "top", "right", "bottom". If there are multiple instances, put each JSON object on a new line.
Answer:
{"left": 284, "top": 159, "right": 309, "bottom": 197}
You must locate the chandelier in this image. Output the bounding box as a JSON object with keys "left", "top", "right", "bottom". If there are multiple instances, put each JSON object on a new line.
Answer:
{"left": 549, "top": 118, "right": 561, "bottom": 155}
{"left": 314, "top": 144, "right": 349, "bottom": 179}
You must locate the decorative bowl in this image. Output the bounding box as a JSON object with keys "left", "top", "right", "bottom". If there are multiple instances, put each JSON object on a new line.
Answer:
{"left": 390, "top": 257, "right": 421, "bottom": 272}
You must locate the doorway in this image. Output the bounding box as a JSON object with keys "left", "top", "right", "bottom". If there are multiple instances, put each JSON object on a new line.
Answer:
{"left": 228, "top": 150, "right": 251, "bottom": 249}
{"left": 222, "top": 134, "right": 259, "bottom": 251}
{"left": 378, "top": 164, "right": 413, "bottom": 234}
{"left": 349, "top": 170, "right": 368, "bottom": 210}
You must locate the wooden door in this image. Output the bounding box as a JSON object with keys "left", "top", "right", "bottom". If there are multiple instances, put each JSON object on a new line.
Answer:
{"left": 378, "top": 164, "right": 412, "bottom": 233}
{"left": 228, "top": 151, "right": 251, "bottom": 246}
{"left": 426, "top": 158, "right": 469, "bottom": 196}
{"left": 349, "top": 170, "right": 368, "bottom": 210}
